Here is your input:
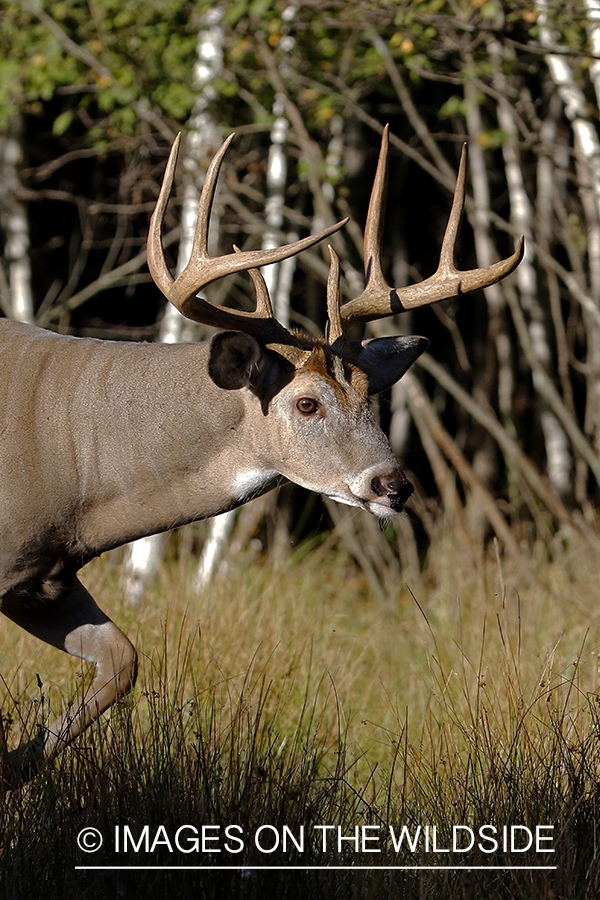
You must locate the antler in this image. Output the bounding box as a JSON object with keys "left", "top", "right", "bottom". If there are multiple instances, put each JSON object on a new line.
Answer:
{"left": 339, "top": 125, "right": 525, "bottom": 327}
{"left": 148, "top": 132, "right": 349, "bottom": 345}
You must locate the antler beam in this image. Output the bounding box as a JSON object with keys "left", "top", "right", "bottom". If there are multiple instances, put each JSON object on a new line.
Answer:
{"left": 148, "top": 132, "right": 349, "bottom": 345}
{"left": 339, "top": 125, "right": 525, "bottom": 327}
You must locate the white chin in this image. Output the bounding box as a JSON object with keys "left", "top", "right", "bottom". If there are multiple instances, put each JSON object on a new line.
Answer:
{"left": 367, "top": 499, "right": 399, "bottom": 519}
{"left": 325, "top": 492, "right": 400, "bottom": 518}
{"left": 324, "top": 491, "right": 365, "bottom": 511}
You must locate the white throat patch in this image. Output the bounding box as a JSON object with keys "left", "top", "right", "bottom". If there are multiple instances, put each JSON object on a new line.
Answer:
{"left": 231, "top": 469, "right": 279, "bottom": 502}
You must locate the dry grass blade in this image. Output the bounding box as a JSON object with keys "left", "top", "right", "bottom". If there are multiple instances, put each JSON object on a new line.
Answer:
{"left": 0, "top": 540, "right": 598, "bottom": 895}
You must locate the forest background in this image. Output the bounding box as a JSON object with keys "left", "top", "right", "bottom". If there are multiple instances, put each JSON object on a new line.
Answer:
{"left": 2, "top": 0, "right": 598, "bottom": 587}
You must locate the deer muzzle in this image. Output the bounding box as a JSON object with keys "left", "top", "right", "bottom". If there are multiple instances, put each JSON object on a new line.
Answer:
{"left": 370, "top": 472, "right": 414, "bottom": 512}
{"left": 346, "top": 465, "right": 413, "bottom": 516}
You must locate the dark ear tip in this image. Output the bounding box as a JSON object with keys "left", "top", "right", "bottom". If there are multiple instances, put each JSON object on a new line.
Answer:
{"left": 358, "top": 333, "right": 430, "bottom": 395}
{"left": 413, "top": 335, "right": 429, "bottom": 356}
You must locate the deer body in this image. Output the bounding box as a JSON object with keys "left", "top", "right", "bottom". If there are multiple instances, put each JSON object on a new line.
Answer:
{"left": 0, "top": 316, "right": 413, "bottom": 599}
{"left": 0, "top": 128, "right": 523, "bottom": 785}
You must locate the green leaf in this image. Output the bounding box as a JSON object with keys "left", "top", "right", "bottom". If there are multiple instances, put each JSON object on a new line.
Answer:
{"left": 52, "top": 109, "right": 74, "bottom": 136}
{"left": 437, "top": 95, "right": 467, "bottom": 120}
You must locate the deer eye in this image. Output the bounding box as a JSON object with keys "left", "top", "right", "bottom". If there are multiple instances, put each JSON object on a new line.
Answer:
{"left": 296, "top": 397, "right": 319, "bottom": 416}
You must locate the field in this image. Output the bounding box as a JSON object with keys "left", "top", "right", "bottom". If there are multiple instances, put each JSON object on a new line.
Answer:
{"left": 1, "top": 526, "right": 600, "bottom": 899}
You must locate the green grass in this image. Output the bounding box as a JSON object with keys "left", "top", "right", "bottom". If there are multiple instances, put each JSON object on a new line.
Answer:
{"left": 1, "top": 535, "right": 600, "bottom": 897}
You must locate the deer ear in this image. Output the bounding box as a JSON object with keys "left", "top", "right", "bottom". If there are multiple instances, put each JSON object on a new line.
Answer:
{"left": 357, "top": 335, "right": 429, "bottom": 395}
{"left": 208, "top": 332, "right": 266, "bottom": 390}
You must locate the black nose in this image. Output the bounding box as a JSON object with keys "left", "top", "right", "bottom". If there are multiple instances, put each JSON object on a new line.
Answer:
{"left": 371, "top": 474, "right": 414, "bottom": 509}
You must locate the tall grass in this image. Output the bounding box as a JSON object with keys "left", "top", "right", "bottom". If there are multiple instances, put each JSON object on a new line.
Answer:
{"left": 1, "top": 534, "right": 600, "bottom": 897}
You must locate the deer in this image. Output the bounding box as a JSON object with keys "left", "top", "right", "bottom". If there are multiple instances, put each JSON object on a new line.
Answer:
{"left": 0, "top": 125, "right": 523, "bottom": 786}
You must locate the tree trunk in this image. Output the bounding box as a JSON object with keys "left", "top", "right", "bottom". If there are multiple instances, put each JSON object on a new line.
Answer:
{"left": 0, "top": 117, "right": 34, "bottom": 324}
{"left": 489, "top": 37, "right": 571, "bottom": 496}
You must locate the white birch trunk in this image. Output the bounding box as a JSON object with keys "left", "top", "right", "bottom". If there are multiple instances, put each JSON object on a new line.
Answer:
{"left": 585, "top": 0, "right": 600, "bottom": 111}
{"left": 122, "top": 7, "right": 224, "bottom": 604}
{"left": 537, "top": 0, "right": 600, "bottom": 486}
{"left": 580, "top": 0, "right": 600, "bottom": 463}
{"left": 489, "top": 38, "right": 571, "bottom": 495}
{"left": 539, "top": 0, "right": 600, "bottom": 224}
{"left": 461, "top": 74, "right": 515, "bottom": 533}
{"left": 462, "top": 76, "right": 514, "bottom": 420}
{"left": 0, "top": 119, "right": 35, "bottom": 324}
{"left": 261, "top": 101, "right": 291, "bottom": 318}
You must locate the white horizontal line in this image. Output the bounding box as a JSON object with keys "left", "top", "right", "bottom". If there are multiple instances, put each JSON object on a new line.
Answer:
{"left": 75, "top": 865, "right": 558, "bottom": 871}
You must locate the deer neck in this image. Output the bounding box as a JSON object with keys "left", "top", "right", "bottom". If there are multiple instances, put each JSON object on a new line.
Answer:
{"left": 71, "top": 340, "right": 272, "bottom": 555}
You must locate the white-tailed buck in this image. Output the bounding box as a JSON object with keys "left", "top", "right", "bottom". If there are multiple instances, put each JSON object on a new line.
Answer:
{"left": 0, "top": 126, "right": 523, "bottom": 785}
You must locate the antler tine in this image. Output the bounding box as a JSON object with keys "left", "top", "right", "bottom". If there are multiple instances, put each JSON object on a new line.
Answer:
{"left": 189, "top": 132, "right": 237, "bottom": 264}
{"left": 340, "top": 133, "right": 525, "bottom": 327}
{"left": 362, "top": 123, "right": 390, "bottom": 295}
{"left": 233, "top": 245, "right": 275, "bottom": 320}
{"left": 438, "top": 143, "right": 467, "bottom": 274}
{"left": 325, "top": 245, "right": 343, "bottom": 344}
{"left": 147, "top": 132, "right": 182, "bottom": 299}
{"left": 148, "top": 132, "right": 349, "bottom": 343}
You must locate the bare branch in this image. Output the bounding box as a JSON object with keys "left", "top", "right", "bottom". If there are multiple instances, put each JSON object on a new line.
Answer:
{"left": 37, "top": 226, "right": 181, "bottom": 327}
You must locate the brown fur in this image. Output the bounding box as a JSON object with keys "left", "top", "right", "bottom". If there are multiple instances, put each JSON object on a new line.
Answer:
{"left": 270, "top": 332, "right": 370, "bottom": 399}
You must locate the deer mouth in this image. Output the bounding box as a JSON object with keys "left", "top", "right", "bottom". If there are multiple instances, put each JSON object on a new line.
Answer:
{"left": 365, "top": 489, "right": 413, "bottom": 517}
{"left": 334, "top": 472, "right": 414, "bottom": 517}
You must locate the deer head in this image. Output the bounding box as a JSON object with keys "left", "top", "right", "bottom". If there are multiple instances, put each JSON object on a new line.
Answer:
{"left": 146, "top": 125, "right": 523, "bottom": 516}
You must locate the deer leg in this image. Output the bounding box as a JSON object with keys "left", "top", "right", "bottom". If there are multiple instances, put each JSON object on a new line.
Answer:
{"left": 1, "top": 576, "right": 137, "bottom": 785}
